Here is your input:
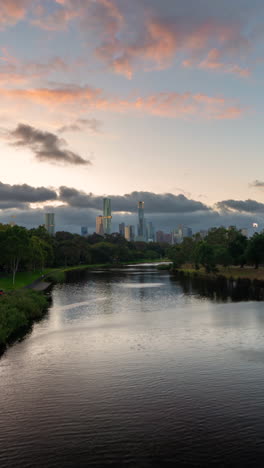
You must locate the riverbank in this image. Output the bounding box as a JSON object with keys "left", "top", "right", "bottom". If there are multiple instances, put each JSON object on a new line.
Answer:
{"left": 0, "top": 290, "right": 48, "bottom": 354}
{"left": 175, "top": 265, "right": 264, "bottom": 283}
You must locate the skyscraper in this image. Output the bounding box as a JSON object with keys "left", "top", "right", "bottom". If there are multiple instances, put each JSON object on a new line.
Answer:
{"left": 146, "top": 221, "right": 155, "bottom": 242}
{"left": 103, "top": 198, "right": 112, "bottom": 235}
{"left": 96, "top": 216, "right": 104, "bottom": 236}
{"left": 138, "top": 201, "right": 145, "bottom": 239}
{"left": 124, "top": 225, "right": 135, "bottom": 241}
{"left": 119, "top": 222, "right": 125, "bottom": 237}
{"left": 45, "top": 213, "right": 55, "bottom": 236}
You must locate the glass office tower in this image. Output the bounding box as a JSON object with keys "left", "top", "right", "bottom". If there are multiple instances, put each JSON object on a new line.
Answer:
{"left": 103, "top": 198, "right": 112, "bottom": 235}
{"left": 138, "top": 201, "right": 145, "bottom": 238}
{"left": 45, "top": 213, "right": 55, "bottom": 236}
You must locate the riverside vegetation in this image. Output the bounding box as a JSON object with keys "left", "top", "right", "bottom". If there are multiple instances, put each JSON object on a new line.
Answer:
{"left": 0, "top": 224, "right": 167, "bottom": 288}
{"left": 0, "top": 290, "right": 48, "bottom": 352}
{"left": 1, "top": 224, "right": 264, "bottom": 288}
{"left": 166, "top": 226, "right": 264, "bottom": 281}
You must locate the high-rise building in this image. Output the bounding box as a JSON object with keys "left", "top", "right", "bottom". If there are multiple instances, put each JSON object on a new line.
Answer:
{"left": 45, "top": 213, "right": 55, "bottom": 236}
{"left": 103, "top": 198, "right": 112, "bottom": 235}
{"left": 81, "top": 226, "right": 88, "bottom": 236}
{"left": 156, "top": 230, "right": 171, "bottom": 243}
{"left": 172, "top": 225, "right": 192, "bottom": 244}
{"left": 146, "top": 221, "right": 155, "bottom": 242}
{"left": 124, "top": 225, "right": 135, "bottom": 242}
{"left": 137, "top": 201, "right": 145, "bottom": 239}
{"left": 96, "top": 216, "right": 104, "bottom": 236}
{"left": 130, "top": 225, "right": 135, "bottom": 241}
{"left": 119, "top": 223, "right": 125, "bottom": 237}
{"left": 125, "top": 225, "right": 131, "bottom": 241}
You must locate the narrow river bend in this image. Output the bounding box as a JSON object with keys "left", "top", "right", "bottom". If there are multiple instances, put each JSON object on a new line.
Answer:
{"left": 1, "top": 265, "right": 264, "bottom": 467}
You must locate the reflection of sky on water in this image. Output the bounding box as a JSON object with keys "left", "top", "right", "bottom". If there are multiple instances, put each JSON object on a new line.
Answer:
{"left": 1, "top": 266, "right": 264, "bottom": 466}
{"left": 118, "top": 283, "right": 165, "bottom": 288}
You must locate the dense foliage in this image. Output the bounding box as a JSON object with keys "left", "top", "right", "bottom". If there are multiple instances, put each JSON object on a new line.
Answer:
{"left": 0, "top": 224, "right": 167, "bottom": 284}
{"left": 0, "top": 290, "right": 48, "bottom": 349}
{"left": 167, "top": 227, "right": 264, "bottom": 271}
{"left": 0, "top": 224, "right": 263, "bottom": 286}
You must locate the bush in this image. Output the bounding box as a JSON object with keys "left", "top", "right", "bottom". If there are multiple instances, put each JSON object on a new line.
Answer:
{"left": 0, "top": 290, "right": 48, "bottom": 348}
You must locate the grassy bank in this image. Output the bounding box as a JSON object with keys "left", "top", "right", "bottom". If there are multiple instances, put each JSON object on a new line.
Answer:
{"left": 176, "top": 265, "right": 264, "bottom": 282}
{"left": 0, "top": 290, "right": 48, "bottom": 352}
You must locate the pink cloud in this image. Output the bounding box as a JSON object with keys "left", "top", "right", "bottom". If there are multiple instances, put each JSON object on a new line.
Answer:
{"left": 0, "top": 50, "right": 69, "bottom": 84}
{"left": 0, "top": 0, "right": 33, "bottom": 27}
{"left": 1, "top": 1, "right": 255, "bottom": 78}
{"left": 0, "top": 84, "right": 244, "bottom": 120}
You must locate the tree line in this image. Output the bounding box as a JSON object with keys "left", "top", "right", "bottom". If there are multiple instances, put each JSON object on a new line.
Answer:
{"left": 1, "top": 224, "right": 263, "bottom": 285}
{"left": 167, "top": 226, "right": 264, "bottom": 272}
{"left": 0, "top": 224, "right": 167, "bottom": 284}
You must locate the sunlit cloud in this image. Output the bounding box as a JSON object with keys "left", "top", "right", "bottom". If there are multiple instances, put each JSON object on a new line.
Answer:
{"left": 0, "top": 85, "right": 244, "bottom": 120}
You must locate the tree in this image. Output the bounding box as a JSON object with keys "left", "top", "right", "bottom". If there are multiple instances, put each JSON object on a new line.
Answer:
{"left": 195, "top": 242, "right": 216, "bottom": 273}
{"left": 1, "top": 226, "right": 31, "bottom": 284}
{"left": 246, "top": 233, "right": 264, "bottom": 269}
{"left": 167, "top": 245, "right": 186, "bottom": 269}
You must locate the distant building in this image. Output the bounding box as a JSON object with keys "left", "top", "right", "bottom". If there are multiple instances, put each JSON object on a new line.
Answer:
{"left": 137, "top": 201, "right": 145, "bottom": 240}
{"left": 146, "top": 221, "right": 155, "bottom": 242}
{"left": 119, "top": 222, "right": 125, "bottom": 237}
{"left": 164, "top": 233, "right": 172, "bottom": 244}
{"left": 96, "top": 216, "right": 104, "bottom": 236}
{"left": 81, "top": 226, "right": 88, "bottom": 236}
{"left": 45, "top": 213, "right": 55, "bottom": 236}
{"left": 130, "top": 225, "right": 135, "bottom": 241}
{"left": 103, "top": 198, "right": 112, "bottom": 235}
{"left": 171, "top": 225, "right": 192, "bottom": 244}
{"left": 156, "top": 230, "right": 172, "bottom": 244}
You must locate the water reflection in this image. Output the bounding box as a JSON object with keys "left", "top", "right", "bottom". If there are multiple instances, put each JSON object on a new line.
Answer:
{"left": 172, "top": 271, "right": 264, "bottom": 302}
{"left": 1, "top": 266, "right": 264, "bottom": 467}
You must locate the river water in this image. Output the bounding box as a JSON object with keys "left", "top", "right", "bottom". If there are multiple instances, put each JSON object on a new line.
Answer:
{"left": 1, "top": 265, "right": 264, "bottom": 467}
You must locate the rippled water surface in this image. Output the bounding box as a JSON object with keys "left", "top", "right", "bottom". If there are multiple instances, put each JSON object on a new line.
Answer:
{"left": 1, "top": 266, "right": 264, "bottom": 467}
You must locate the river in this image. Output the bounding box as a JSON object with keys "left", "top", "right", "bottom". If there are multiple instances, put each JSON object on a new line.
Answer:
{"left": 1, "top": 265, "right": 264, "bottom": 467}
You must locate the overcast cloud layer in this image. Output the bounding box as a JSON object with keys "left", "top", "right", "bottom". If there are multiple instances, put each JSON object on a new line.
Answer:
{"left": 0, "top": 181, "right": 262, "bottom": 234}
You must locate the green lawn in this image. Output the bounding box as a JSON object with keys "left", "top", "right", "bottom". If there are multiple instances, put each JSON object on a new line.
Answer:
{"left": 0, "top": 269, "right": 53, "bottom": 291}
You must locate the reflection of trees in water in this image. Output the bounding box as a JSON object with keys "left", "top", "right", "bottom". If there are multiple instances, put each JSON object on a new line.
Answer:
{"left": 172, "top": 272, "right": 264, "bottom": 302}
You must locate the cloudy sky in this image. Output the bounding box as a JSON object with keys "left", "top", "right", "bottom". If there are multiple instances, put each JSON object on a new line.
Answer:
{"left": 0, "top": 0, "right": 264, "bottom": 233}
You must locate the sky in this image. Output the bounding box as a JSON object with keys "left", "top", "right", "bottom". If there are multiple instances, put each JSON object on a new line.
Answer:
{"left": 0, "top": 0, "right": 264, "bottom": 233}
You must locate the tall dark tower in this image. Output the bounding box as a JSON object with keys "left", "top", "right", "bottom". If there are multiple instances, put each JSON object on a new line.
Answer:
{"left": 103, "top": 198, "right": 112, "bottom": 235}
{"left": 138, "top": 201, "right": 145, "bottom": 238}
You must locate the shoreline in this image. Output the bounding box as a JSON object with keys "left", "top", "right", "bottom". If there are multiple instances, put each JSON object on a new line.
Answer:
{"left": 173, "top": 266, "right": 264, "bottom": 285}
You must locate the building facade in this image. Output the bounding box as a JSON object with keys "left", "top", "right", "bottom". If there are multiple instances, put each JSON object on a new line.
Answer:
{"left": 103, "top": 198, "right": 112, "bottom": 235}
{"left": 119, "top": 223, "right": 125, "bottom": 237}
{"left": 45, "top": 213, "right": 55, "bottom": 236}
{"left": 137, "top": 201, "right": 145, "bottom": 240}
{"left": 96, "top": 216, "right": 104, "bottom": 236}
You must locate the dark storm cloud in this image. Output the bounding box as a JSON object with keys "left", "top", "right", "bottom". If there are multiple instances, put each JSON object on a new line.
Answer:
{"left": 8, "top": 123, "right": 91, "bottom": 166}
{"left": 59, "top": 188, "right": 210, "bottom": 214}
{"left": 0, "top": 181, "right": 57, "bottom": 208}
{"left": 58, "top": 118, "right": 102, "bottom": 134}
{"left": 216, "top": 199, "right": 264, "bottom": 213}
